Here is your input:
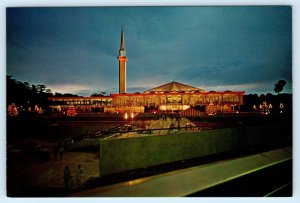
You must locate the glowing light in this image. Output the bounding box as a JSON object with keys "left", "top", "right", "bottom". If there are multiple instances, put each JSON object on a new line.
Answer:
{"left": 280, "top": 103, "right": 284, "bottom": 109}
{"left": 124, "top": 112, "right": 128, "bottom": 120}
{"left": 260, "top": 101, "right": 270, "bottom": 115}
{"left": 67, "top": 105, "right": 76, "bottom": 116}
{"left": 279, "top": 103, "right": 284, "bottom": 113}
{"left": 34, "top": 105, "right": 40, "bottom": 112}
{"left": 206, "top": 101, "right": 216, "bottom": 116}
{"left": 8, "top": 103, "right": 18, "bottom": 116}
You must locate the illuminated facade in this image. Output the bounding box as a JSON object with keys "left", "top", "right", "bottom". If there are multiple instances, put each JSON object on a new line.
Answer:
{"left": 48, "top": 29, "right": 244, "bottom": 114}
{"left": 48, "top": 81, "right": 244, "bottom": 114}
{"left": 109, "top": 81, "right": 244, "bottom": 114}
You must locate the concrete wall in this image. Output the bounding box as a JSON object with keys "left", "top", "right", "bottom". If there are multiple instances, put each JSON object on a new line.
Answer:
{"left": 99, "top": 126, "right": 289, "bottom": 176}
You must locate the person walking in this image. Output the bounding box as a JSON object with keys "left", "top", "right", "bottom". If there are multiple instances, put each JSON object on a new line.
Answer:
{"left": 63, "top": 165, "right": 71, "bottom": 193}
{"left": 58, "top": 142, "right": 64, "bottom": 160}
{"left": 76, "top": 164, "right": 83, "bottom": 190}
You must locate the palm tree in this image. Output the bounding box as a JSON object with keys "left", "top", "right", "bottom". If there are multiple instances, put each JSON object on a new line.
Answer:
{"left": 274, "top": 80, "right": 287, "bottom": 95}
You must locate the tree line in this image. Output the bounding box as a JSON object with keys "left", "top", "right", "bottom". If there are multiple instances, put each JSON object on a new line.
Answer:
{"left": 241, "top": 92, "right": 292, "bottom": 113}
{"left": 7, "top": 75, "right": 292, "bottom": 113}
{"left": 6, "top": 75, "right": 109, "bottom": 110}
{"left": 6, "top": 75, "right": 79, "bottom": 111}
{"left": 241, "top": 80, "right": 291, "bottom": 113}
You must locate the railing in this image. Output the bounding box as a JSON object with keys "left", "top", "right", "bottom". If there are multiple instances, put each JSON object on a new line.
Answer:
{"left": 103, "top": 125, "right": 216, "bottom": 139}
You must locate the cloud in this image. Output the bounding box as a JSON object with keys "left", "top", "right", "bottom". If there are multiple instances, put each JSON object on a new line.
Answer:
{"left": 47, "top": 84, "right": 91, "bottom": 95}
{"left": 200, "top": 81, "right": 292, "bottom": 95}
{"left": 200, "top": 83, "right": 265, "bottom": 92}
{"left": 6, "top": 7, "right": 292, "bottom": 95}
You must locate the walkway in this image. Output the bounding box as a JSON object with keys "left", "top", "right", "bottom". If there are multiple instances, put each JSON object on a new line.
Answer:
{"left": 8, "top": 151, "right": 99, "bottom": 195}
{"left": 71, "top": 147, "right": 292, "bottom": 197}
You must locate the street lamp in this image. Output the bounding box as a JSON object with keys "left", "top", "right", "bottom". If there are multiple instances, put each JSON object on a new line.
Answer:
{"left": 124, "top": 112, "right": 128, "bottom": 122}
{"left": 124, "top": 112, "right": 129, "bottom": 133}
{"left": 130, "top": 112, "right": 134, "bottom": 127}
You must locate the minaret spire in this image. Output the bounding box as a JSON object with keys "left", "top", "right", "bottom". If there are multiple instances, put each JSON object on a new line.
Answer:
{"left": 118, "top": 27, "right": 128, "bottom": 94}
{"left": 119, "top": 27, "right": 126, "bottom": 57}
{"left": 120, "top": 26, "right": 125, "bottom": 50}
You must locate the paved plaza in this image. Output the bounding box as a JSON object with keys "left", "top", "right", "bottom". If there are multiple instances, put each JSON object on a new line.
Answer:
{"left": 7, "top": 151, "right": 99, "bottom": 196}
{"left": 7, "top": 117, "right": 195, "bottom": 196}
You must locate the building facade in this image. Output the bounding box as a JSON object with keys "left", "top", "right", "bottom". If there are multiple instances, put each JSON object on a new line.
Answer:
{"left": 48, "top": 30, "right": 244, "bottom": 115}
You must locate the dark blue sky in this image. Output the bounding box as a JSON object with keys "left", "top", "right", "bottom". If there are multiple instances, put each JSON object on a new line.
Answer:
{"left": 6, "top": 6, "right": 292, "bottom": 96}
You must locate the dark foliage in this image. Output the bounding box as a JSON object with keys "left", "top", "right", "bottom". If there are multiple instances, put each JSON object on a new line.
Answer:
{"left": 274, "top": 80, "right": 287, "bottom": 95}
{"left": 91, "top": 91, "right": 107, "bottom": 97}
{"left": 241, "top": 93, "right": 292, "bottom": 114}
{"left": 7, "top": 75, "right": 54, "bottom": 112}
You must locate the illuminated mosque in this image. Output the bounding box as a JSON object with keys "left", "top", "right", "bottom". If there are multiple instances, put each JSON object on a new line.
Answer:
{"left": 48, "top": 30, "right": 244, "bottom": 115}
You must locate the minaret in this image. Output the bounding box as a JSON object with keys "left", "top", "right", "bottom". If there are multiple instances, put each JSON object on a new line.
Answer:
{"left": 118, "top": 28, "right": 128, "bottom": 94}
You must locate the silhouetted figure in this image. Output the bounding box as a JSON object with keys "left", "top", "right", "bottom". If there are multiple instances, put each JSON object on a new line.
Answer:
{"left": 76, "top": 164, "right": 83, "bottom": 190}
{"left": 58, "top": 143, "right": 64, "bottom": 160}
{"left": 63, "top": 165, "right": 71, "bottom": 192}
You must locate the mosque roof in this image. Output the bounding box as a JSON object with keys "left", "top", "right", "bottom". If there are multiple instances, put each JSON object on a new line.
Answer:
{"left": 144, "top": 81, "right": 205, "bottom": 93}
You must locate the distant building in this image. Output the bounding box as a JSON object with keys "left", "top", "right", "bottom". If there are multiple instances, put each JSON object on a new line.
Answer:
{"left": 48, "top": 29, "right": 244, "bottom": 114}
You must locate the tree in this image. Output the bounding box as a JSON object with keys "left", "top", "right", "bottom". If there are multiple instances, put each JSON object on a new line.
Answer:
{"left": 6, "top": 75, "right": 58, "bottom": 112}
{"left": 37, "top": 84, "right": 46, "bottom": 93}
{"left": 54, "top": 92, "right": 63, "bottom": 97}
{"left": 46, "top": 89, "right": 52, "bottom": 94}
{"left": 91, "top": 91, "right": 107, "bottom": 97}
{"left": 62, "top": 93, "right": 78, "bottom": 97}
{"left": 91, "top": 93, "right": 101, "bottom": 97}
{"left": 31, "top": 84, "right": 37, "bottom": 94}
{"left": 274, "top": 80, "right": 287, "bottom": 95}
{"left": 259, "top": 94, "right": 266, "bottom": 102}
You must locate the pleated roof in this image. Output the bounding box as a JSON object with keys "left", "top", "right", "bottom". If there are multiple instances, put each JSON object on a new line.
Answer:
{"left": 144, "top": 81, "right": 205, "bottom": 93}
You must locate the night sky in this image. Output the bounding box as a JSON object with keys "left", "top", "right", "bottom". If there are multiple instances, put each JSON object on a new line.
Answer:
{"left": 6, "top": 6, "right": 292, "bottom": 96}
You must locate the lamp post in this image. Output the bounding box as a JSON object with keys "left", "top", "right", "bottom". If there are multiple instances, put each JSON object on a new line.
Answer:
{"left": 124, "top": 112, "right": 128, "bottom": 124}
{"left": 123, "top": 112, "right": 129, "bottom": 135}
{"left": 130, "top": 112, "right": 134, "bottom": 122}
{"left": 129, "top": 112, "right": 134, "bottom": 131}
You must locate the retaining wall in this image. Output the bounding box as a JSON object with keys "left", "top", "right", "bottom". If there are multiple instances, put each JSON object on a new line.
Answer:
{"left": 99, "top": 126, "right": 290, "bottom": 176}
